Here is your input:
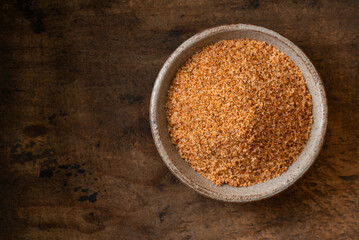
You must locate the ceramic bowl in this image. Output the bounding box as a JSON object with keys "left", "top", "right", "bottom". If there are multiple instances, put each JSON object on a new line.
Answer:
{"left": 150, "top": 24, "right": 327, "bottom": 202}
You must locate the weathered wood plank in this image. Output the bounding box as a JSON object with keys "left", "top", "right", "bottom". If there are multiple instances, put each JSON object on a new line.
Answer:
{"left": 0, "top": 0, "right": 358, "bottom": 239}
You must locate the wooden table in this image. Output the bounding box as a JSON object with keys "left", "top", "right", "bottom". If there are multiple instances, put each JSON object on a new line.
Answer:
{"left": 1, "top": 0, "right": 358, "bottom": 239}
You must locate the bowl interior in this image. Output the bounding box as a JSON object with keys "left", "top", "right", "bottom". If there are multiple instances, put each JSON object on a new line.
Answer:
{"left": 150, "top": 24, "right": 327, "bottom": 202}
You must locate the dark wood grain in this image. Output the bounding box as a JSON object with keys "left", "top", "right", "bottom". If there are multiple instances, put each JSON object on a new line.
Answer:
{"left": 0, "top": 0, "right": 358, "bottom": 239}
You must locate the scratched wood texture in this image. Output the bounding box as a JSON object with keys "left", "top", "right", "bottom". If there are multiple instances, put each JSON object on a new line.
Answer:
{"left": 0, "top": 0, "right": 358, "bottom": 239}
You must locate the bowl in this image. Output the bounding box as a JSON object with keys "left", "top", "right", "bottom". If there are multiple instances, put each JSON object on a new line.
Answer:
{"left": 150, "top": 24, "right": 327, "bottom": 202}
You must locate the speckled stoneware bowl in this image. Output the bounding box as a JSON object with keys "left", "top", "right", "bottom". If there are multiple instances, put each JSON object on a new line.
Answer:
{"left": 150, "top": 24, "right": 327, "bottom": 202}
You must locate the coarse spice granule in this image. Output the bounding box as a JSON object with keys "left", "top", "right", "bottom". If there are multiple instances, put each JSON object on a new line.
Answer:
{"left": 166, "top": 39, "right": 313, "bottom": 187}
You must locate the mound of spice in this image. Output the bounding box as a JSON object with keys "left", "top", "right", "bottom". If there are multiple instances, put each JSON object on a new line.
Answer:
{"left": 166, "top": 39, "right": 313, "bottom": 187}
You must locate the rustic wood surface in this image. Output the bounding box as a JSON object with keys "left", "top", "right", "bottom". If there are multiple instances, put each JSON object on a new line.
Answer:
{"left": 1, "top": 0, "right": 358, "bottom": 239}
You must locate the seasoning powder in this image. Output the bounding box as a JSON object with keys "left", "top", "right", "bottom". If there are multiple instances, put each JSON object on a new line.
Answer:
{"left": 166, "top": 39, "right": 313, "bottom": 187}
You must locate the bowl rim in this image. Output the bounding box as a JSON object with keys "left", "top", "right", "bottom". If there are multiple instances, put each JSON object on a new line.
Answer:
{"left": 150, "top": 23, "right": 328, "bottom": 202}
